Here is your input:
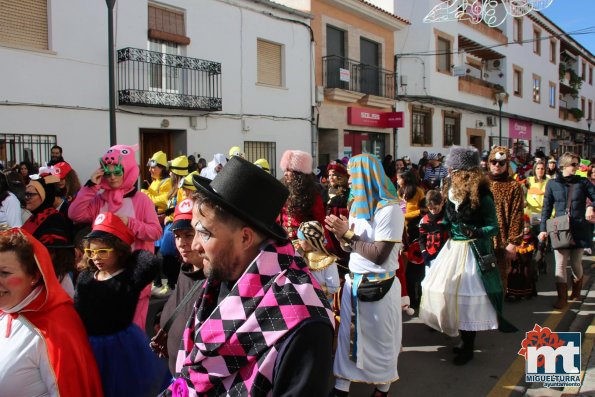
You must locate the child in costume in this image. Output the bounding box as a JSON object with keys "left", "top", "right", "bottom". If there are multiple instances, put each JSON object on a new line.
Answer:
{"left": 297, "top": 221, "right": 340, "bottom": 304}
{"left": 419, "top": 189, "right": 449, "bottom": 267}
{"left": 507, "top": 220, "right": 537, "bottom": 299}
{"left": 74, "top": 212, "right": 169, "bottom": 397}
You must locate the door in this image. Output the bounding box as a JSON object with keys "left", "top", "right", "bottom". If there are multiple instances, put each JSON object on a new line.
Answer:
{"left": 140, "top": 129, "right": 172, "bottom": 182}
{"left": 326, "top": 25, "right": 346, "bottom": 89}
{"left": 469, "top": 135, "right": 483, "bottom": 152}
{"left": 360, "top": 38, "right": 380, "bottom": 96}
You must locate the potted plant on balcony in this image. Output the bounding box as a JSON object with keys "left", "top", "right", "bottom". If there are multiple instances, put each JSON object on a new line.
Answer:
{"left": 569, "top": 107, "right": 584, "bottom": 121}
{"left": 559, "top": 63, "right": 583, "bottom": 98}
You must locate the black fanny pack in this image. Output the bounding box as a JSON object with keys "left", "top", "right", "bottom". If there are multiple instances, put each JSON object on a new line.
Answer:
{"left": 356, "top": 275, "right": 395, "bottom": 302}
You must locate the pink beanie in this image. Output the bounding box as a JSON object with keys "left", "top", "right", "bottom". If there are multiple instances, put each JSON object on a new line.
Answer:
{"left": 280, "top": 150, "right": 313, "bottom": 174}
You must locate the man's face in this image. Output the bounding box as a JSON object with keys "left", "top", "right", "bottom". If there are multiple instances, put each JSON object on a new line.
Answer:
{"left": 395, "top": 160, "right": 405, "bottom": 170}
{"left": 191, "top": 203, "right": 243, "bottom": 281}
{"left": 51, "top": 148, "right": 61, "bottom": 160}
{"left": 489, "top": 159, "right": 507, "bottom": 175}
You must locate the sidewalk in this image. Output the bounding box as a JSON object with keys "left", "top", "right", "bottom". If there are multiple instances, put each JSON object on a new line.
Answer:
{"left": 523, "top": 259, "right": 595, "bottom": 397}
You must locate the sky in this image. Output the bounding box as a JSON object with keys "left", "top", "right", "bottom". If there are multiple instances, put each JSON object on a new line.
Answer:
{"left": 540, "top": 0, "right": 595, "bottom": 55}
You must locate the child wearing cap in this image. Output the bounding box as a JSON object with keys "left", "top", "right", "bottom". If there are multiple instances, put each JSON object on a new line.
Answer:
{"left": 74, "top": 212, "right": 169, "bottom": 397}
{"left": 142, "top": 150, "right": 172, "bottom": 217}
{"left": 153, "top": 198, "right": 206, "bottom": 374}
{"left": 297, "top": 221, "right": 340, "bottom": 305}
{"left": 151, "top": 155, "right": 189, "bottom": 297}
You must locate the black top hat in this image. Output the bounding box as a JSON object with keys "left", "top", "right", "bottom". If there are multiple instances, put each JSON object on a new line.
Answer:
{"left": 192, "top": 156, "right": 289, "bottom": 241}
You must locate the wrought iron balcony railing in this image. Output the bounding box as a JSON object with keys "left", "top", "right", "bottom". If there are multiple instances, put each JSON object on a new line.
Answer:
{"left": 322, "top": 55, "right": 394, "bottom": 99}
{"left": 117, "top": 47, "right": 222, "bottom": 111}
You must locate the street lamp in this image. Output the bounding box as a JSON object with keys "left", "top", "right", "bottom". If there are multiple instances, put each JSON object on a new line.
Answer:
{"left": 494, "top": 92, "right": 507, "bottom": 146}
{"left": 106, "top": 0, "right": 117, "bottom": 146}
{"left": 587, "top": 118, "right": 593, "bottom": 160}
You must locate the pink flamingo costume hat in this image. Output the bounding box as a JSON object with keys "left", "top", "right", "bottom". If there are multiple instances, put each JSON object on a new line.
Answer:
{"left": 99, "top": 144, "right": 139, "bottom": 213}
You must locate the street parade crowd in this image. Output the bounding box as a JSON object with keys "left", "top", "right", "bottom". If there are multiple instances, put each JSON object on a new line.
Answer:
{"left": 1, "top": 142, "right": 595, "bottom": 397}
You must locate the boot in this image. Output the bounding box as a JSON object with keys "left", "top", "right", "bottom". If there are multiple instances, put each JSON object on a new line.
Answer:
{"left": 330, "top": 388, "right": 349, "bottom": 397}
{"left": 453, "top": 330, "right": 475, "bottom": 365}
{"left": 569, "top": 277, "right": 583, "bottom": 301}
{"left": 553, "top": 283, "right": 568, "bottom": 309}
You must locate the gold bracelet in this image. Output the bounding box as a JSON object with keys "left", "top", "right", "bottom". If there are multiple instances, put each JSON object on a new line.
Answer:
{"left": 342, "top": 230, "right": 355, "bottom": 243}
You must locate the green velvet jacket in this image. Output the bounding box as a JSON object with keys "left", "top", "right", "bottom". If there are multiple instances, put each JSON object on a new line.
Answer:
{"left": 444, "top": 191, "right": 518, "bottom": 334}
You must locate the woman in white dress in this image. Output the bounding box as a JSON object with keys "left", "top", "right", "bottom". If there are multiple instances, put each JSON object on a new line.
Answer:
{"left": 419, "top": 146, "right": 516, "bottom": 365}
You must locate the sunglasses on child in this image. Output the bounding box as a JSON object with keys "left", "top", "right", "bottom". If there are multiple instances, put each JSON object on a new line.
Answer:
{"left": 490, "top": 160, "right": 507, "bottom": 167}
{"left": 84, "top": 248, "right": 114, "bottom": 259}
{"left": 99, "top": 157, "right": 124, "bottom": 177}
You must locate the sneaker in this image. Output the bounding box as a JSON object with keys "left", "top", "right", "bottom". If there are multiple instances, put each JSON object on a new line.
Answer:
{"left": 151, "top": 284, "right": 163, "bottom": 296}
{"left": 153, "top": 285, "right": 171, "bottom": 297}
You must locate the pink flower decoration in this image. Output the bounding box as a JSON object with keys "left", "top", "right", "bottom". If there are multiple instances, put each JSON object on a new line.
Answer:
{"left": 171, "top": 378, "right": 189, "bottom": 397}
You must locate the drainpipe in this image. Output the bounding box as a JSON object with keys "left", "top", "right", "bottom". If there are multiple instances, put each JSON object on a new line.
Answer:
{"left": 310, "top": 40, "right": 318, "bottom": 167}
{"left": 393, "top": 54, "right": 399, "bottom": 158}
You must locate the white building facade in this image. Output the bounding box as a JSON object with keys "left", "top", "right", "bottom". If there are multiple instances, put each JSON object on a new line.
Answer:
{"left": 0, "top": 0, "right": 314, "bottom": 179}
{"left": 392, "top": 0, "right": 595, "bottom": 162}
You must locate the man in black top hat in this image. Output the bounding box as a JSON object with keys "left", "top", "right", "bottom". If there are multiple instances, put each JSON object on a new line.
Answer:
{"left": 160, "top": 156, "right": 334, "bottom": 396}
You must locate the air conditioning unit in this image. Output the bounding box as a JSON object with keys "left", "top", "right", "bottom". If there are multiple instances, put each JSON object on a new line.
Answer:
{"left": 453, "top": 65, "right": 470, "bottom": 76}
{"left": 486, "top": 116, "right": 497, "bottom": 127}
{"left": 486, "top": 59, "right": 502, "bottom": 71}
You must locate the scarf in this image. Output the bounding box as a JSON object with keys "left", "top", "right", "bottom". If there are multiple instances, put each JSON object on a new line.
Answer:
{"left": 348, "top": 154, "right": 399, "bottom": 220}
{"left": 170, "top": 240, "right": 334, "bottom": 396}
{"left": 489, "top": 172, "right": 510, "bottom": 182}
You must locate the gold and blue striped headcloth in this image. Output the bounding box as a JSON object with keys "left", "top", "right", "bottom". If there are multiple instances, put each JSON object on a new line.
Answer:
{"left": 348, "top": 154, "right": 399, "bottom": 220}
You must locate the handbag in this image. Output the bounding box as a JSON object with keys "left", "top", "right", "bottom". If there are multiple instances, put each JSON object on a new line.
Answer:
{"left": 149, "top": 280, "right": 202, "bottom": 358}
{"left": 546, "top": 185, "right": 575, "bottom": 250}
{"left": 470, "top": 240, "right": 497, "bottom": 273}
{"left": 356, "top": 275, "right": 395, "bottom": 302}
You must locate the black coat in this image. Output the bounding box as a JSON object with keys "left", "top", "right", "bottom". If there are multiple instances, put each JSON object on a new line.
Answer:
{"left": 540, "top": 175, "right": 595, "bottom": 248}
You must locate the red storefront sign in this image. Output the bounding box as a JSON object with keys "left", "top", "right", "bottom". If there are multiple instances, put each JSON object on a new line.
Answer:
{"left": 347, "top": 107, "right": 404, "bottom": 128}
{"left": 509, "top": 119, "right": 532, "bottom": 140}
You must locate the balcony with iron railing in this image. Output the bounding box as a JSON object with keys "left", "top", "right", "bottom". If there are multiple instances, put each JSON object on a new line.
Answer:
{"left": 322, "top": 55, "right": 395, "bottom": 101}
{"left": 117, "top": 47, "right": 222, "bottom": 111}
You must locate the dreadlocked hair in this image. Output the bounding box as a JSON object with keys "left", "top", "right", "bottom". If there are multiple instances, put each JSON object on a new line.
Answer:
{"left": 441, "top": 168, "right": 488, "bottom": 210}
{"left": 285, "top": 172, "right": 319, "bottom": 221}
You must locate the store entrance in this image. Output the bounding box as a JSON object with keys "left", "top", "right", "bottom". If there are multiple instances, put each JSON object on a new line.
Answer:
{"left": 344, "top": 131, "right": 386, "bottom": 159}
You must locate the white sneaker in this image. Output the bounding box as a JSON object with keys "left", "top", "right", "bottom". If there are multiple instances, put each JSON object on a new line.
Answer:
{"left": 154, "top": 285, "right": 172, "bottom": 297}
{"left": 151, "top": 284, "right": 163, "bottom": 296}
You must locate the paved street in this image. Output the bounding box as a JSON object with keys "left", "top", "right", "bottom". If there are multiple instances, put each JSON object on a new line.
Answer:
{"left": 346, "top": 254, "right": 595, "bottom": 397}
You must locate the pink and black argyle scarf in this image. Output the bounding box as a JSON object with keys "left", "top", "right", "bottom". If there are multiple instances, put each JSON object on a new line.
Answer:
{"left": 169, "top": 240, "right": 334, "bottom": 397}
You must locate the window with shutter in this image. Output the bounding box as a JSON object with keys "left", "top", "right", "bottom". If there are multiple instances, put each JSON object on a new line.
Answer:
{"left": 257, "top": 39, "right": 283, "bottom": 87}
{"left": 148, "top": 3, "right": 190, "bottom": 45}
{"left": 0, "top": 0, "right": 48, "bottom": 50}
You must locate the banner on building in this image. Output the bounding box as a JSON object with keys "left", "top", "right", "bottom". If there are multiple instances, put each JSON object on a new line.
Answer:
{"left": 347, "top": 107, "right": 404, "bottom": 128}
{"left": 509, "top": 119, "right": 533, "bottom": 140}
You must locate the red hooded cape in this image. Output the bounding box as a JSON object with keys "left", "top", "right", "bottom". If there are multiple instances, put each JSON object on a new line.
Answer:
{"left": 1, "top": 228, "right": 103, "bottom": 396}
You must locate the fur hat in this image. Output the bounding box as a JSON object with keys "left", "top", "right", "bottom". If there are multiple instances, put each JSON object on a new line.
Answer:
{"left": 280, "top": 150, "right": 312, "bottom": 174}
{"left": 489, "top": 146, "right": 509, "bottom": 163}
{"left": 445, "top": 146, "right": 480, "bottom": 171}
